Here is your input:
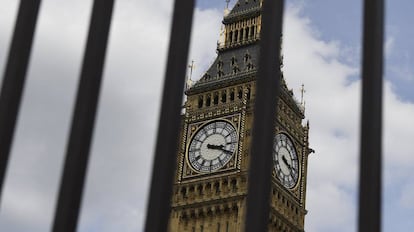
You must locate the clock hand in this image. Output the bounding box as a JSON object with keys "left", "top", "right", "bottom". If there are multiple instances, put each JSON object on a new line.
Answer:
{"left": 220, "top": 148, "right": 233, "bottom": 155}
{"left": 207, "top": 144, "right": 224, "bottom": 150}
{"left": 207, "top": 144, "right": 233, "bottom": 155}
{"left": 282, "top": 155, "right": 292, "bottom": 170}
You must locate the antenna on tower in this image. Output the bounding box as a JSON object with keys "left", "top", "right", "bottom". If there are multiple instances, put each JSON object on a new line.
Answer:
{"left": 224, "top": 0, "right": 231, "bottom": 16}
{"left": 300, "top": 84, "right": 306, "bottom": 105}
{"left": 185, "top": 60, "right": 195, "bottom": 90}
{"left": 188, "top": 60, "right": 195, "bottom": 81}
{"left": 300, "top": 83, "right": 306, "bottom": 106}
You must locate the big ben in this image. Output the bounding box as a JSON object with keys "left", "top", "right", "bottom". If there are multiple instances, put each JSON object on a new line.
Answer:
{"left": 169, "top": 0, "right": 311, "bottom": 231}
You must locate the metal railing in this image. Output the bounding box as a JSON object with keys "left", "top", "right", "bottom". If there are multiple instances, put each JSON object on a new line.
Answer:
{"left": 0, "top": 0, "right": 383, "bottom": 231}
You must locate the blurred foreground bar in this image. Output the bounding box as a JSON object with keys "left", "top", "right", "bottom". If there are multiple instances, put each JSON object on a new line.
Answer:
{"left": 144, "top": 0, "right": 195, "bottom": 232}
{"left": 245, "top": 0, "right": 285, "bottom": 231}
{"left": 52, "top": 0, "right": 114, "bottom": 231}
{"left": 358, "top": 0, "right": 384, "bottom": 231}
{"left": 0, "top": 0, "right": 41, "bottom": 202}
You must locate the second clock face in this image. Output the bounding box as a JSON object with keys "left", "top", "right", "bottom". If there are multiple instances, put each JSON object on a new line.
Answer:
{"left": 273, "top": 133, "right": 299, "bottom": 189}
{"left": 187, "top": 120, "right": 238, "bottom": 173}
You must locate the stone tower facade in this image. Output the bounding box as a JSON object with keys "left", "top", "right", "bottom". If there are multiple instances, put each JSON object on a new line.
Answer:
{"left": 169, "top": 1, "right": 311, "bottom": 231}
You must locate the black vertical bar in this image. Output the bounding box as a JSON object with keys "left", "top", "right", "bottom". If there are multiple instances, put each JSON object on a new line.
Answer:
{"left": 0, "top": 0, "right": 41, "bottom": 202}
{"left": 245, "top": 0, "right": 284, "bottom": 231}
{"left": 144, "top": 0, "right": 194, "bottom": 231}
{"left": 358, "top": 0, "right": 384, "bottom": 231}
{"left": 52, "top": 1, "right": 114, "bottom": 231}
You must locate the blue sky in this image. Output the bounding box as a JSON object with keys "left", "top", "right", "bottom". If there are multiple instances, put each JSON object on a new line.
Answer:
{"left": 304, "top": 0, "right": 414, "bottom": 103}
{"left": 199, "top": 0, "right": 414, "bottom": 102}
{"left": 0, "top": 0, "right": 413, "bottom": 232}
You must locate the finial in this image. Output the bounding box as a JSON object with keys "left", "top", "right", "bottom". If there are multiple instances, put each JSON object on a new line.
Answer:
{"left": 186, "top": 60, "right": 195, "bottom": 90}
{"left": 224, "top": 0, "right": 231, "bottom": 16}
{"left": 226, "top": 0, "right": 231, "bottom": 9}
{"left": 300, "top": 84, "right": 306, "bottom": 106}
{"left": 188, "top": 60, "right": 195, "bottom": 81}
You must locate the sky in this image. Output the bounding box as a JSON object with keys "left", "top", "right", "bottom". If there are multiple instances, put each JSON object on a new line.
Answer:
{"left": 0, "top": 0, "right": 413, "bottom": 232}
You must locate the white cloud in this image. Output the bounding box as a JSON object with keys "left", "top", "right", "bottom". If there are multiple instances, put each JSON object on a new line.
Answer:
{"left": 283, "top": 4, "right": 414, "bottom": 232}
{"left": 0, "top": 0, "right": 93, "bottom": 231}
{"left": 306, "top": 183, "right": 355, "bottom": 232}
{"left": 282, "top": 6, "right": 359, "bottom": 232}
{"left": 0, "top": 0, "right": 19, "bottom": 91}
{"left": 188, "top": 8, "right": 223, "bottom": 81}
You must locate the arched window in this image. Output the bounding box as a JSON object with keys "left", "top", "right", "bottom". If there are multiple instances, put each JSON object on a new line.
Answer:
{"left": 221, "top": 91, "right": 227, "bottom": 103}
{"left": 217, "top": 60, "right": 223, "bottom": 69}
{"left": 231, "top": 179, "right": 237, "bottom": 191}
{"left": 249, "top": 26, "right": 253, "bottom": 38}
{"left": 234, "top": 30, "right": 239, "bottom": 43}
{"left": 233, "top": 66, "right": 239, "bottom": 74}
{"left": 240, "top": 29, "right": 244, "bottom": 42}
{"left": 197, "top": 185, "right": 203, "bottom": 195}
{"left": 198, "top": 96, "right": 203, "bottom": 108}
{"left": 214, "top": 182, "right": 220, "bottom": 193}
{"left": 214, "top": 93, "right": 219, "bottom": 105}
{"left": 238, "top": 87, "right": 243, "bottom": 99}
{"left": 244, "top": 53, "right": 250, "bottom": 63}
{"left": 206, "top": 95, "right": 211, "bottom": 107}
{"left": 231, "top": 57, "right": 237, "bottom": 66}
{"left": 181, "top": 187, "right": 187, "bottom": 198}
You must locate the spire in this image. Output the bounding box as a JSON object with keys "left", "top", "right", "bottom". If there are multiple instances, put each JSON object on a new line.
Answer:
{"left": 299, "top": 84, "right": 306, "bottom": 113}
{"left": 185, "top": 60, "right": 195, "bottom": 90}
{"left": 224, "top": 0, "right": 231, "bottom": 16}
{"left": 188, "top": 60, "right": 195, "bottom": 81}
{"left": 300, "top": 84, "right": 306, "bottom": 106}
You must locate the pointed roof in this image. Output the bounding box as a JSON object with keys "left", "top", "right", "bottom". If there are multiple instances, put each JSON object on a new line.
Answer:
{"left": 224, "top": 0, "right": 261, "bottom": 23}
{"left": 193, "top": 44, "right": 259, "bottom": 88}
{"left": 186, "top": 0, "right": 303, "bottom": 118}
{"left": 229, "top": 0, "right": 261, "bottom": 15}
{"left": 187, "top": 0, "right": 263, "bottom": 92}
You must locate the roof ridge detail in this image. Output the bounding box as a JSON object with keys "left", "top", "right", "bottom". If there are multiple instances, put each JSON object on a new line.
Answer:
{"left": 226, "top": 0, "right": 261, "bottom": 19}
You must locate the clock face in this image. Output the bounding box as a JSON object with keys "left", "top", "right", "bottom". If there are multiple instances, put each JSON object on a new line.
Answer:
{"left": 273, "top": 133, "right": 299, "bottom": 188}
{"left": 187, "top": 120, "right": 238, "bottom": 173}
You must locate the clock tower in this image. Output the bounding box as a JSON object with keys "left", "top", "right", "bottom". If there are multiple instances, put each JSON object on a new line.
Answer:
{"left": 169, "top": 1, "right": 311, "bottom": 231}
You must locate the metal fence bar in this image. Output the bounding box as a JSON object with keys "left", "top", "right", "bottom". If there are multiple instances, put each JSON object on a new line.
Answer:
{"left": 0, "top": 0, "right": 41, "bottom": 202}
{"left": 358, "top": 0, "right": 384, "bottom": 231}
{"left": 144, "top": 0, "right": 194, "bottom": 231}
{"left": 245, "top": 0, "right": 285, "bottom": 231}
{"left": 52, "top": 0, "right": 114, "bottom": 231}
